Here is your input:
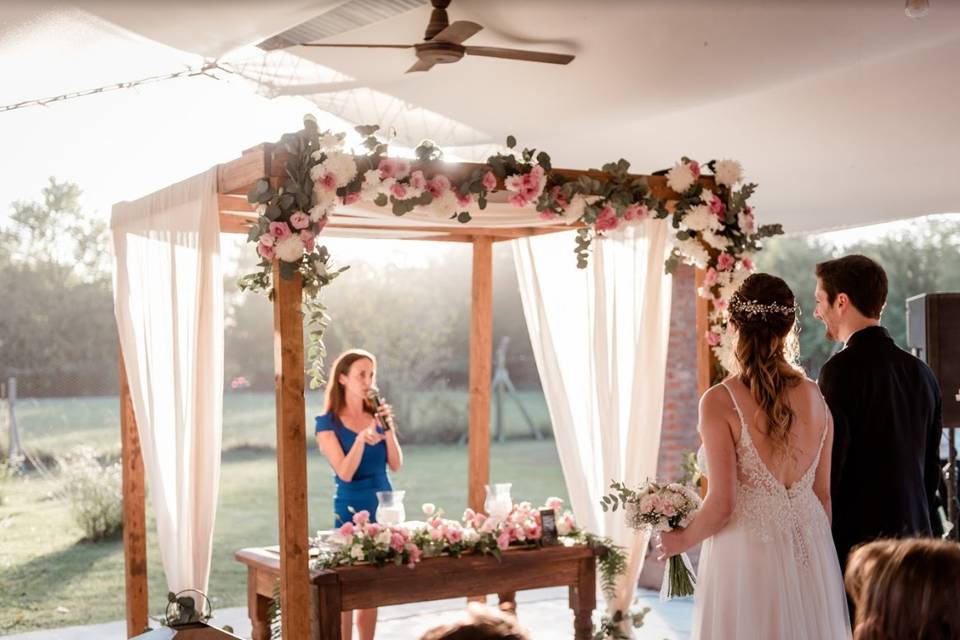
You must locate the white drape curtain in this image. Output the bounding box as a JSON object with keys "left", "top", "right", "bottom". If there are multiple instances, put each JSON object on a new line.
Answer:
{"left": 513, "top": 220, "right": 672, "bottom": 618}
{"left": 111, "top": 168, "right": 224, "bottom": 594}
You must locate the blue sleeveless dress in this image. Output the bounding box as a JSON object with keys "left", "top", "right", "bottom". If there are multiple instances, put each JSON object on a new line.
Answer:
{"left": 315, "top": 411, "right": 392, "bottom": 527}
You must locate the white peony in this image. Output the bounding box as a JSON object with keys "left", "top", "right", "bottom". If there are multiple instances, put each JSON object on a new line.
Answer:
{"left": 714, "top": 159, "right": 743, "bottom": 187}
{"left": 427, "top": 190, "right": 459, "bottom": 218}
{"left": 376, "top": 530, "right": 392, "bottom": 547}
{"left": 667, "top": 162, "right": 696, "bottom": 194}
{"left": 701, "top": 229, "right": 732, "bottom": 251}
{"left": 681, "top": 204, "right": 720, "bottom": 233}
{"left": 350, "top": 544, "right": 365, "bottom": 561}
{"left": 275, "top": 235, "right": 305, "bottom": 263}
{"left": 675, "top": 238, "right": 710, "bottom": 269}
{"left": 463, "top": 528, "right": 480, "bottom": 544}
{"left": 309, "top": 202, "right": 332, "bottom": 223}
{"left": 360, "top": 169, "right": 382, "bottom": 198}
{"left": 322, "top": 151, "right": 357, "bottom": 188}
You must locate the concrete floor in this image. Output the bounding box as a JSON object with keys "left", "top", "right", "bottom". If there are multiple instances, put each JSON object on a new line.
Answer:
{"left": 5, "top": 588, "right": 693, "bottom": 639}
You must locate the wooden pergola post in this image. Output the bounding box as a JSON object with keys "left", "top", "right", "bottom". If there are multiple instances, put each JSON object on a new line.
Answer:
{"left": 468, "top": 237, "right": 494, "bottom": 513}
{"left": 119, "top": 348, "right": 148, "bottom": 638}
{"left": 272, "top": 262, "right": 312, "bottom": 639}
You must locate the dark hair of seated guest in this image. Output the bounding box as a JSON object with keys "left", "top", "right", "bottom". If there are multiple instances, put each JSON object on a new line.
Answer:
{"left": 845, "top": 538, "right": 960, "bottom": 640}
{"left": 418, "top": 604, "right": 532, "bottom": 640}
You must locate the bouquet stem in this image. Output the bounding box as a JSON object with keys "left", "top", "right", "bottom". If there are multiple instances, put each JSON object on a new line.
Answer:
{"left": 659, "top": 552, "right": 696, "bottom": 601}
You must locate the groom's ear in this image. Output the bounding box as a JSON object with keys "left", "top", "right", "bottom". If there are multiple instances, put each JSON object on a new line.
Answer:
{"left": 835, "top": 292, "right": 850, "bottom": 311}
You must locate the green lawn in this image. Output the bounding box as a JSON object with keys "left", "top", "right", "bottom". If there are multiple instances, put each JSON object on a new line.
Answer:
{"left": 11, "top": 390, "right": 552, "bottom": 455}
{"left": 0, "top": 440, "right": 568, "bottom": 634}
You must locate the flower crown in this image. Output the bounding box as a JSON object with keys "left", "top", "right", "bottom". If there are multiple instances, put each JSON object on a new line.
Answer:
{"left": 729, "top": 293, "right": 797, "bottom": 318}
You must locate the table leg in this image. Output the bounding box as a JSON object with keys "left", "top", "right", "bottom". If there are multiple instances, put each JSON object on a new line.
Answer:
{"left": 247, "top": 568, "right": 272, "bottom": 640}
{"left": 569, "top": 557, "right": 596, "bottom": 640}
{"left": 316, "top": 581, "right": 343, "bottom": 640}
{"left": 497, "top": 591, "right": 517, "bottom": 615}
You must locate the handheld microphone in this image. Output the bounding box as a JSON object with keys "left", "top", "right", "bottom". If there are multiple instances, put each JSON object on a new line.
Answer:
{"left": 366, "top": 387, "right": 395, "bottom": 432}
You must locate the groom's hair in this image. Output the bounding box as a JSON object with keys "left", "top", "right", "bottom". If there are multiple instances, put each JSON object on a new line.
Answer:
{"left": 815, "top": 254, "right": 887, "bottom": 319}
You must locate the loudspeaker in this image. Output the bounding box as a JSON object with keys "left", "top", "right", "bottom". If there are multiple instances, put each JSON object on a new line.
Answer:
{"left": 906, "top": 293, "right": 960, "bottom": 427}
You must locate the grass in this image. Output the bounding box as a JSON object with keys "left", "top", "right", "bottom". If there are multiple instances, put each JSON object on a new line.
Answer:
{"left": 0, "top": 395, "right": 567, "bottom": 633}
{"left": 10, "top": 390, "right": 552, "bottom": 455}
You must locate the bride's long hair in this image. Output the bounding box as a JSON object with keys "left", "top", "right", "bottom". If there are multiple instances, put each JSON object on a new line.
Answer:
{"left": 729, "top": 273, "right": 803, "bottom": 457}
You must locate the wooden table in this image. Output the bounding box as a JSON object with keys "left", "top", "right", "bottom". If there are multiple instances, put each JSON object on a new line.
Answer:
{"left": 236, "top": 544, "right": 597, "bottom": 640}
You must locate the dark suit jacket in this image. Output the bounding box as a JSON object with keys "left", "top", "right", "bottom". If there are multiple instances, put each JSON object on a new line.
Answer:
{"left": 818, "top": 325, "right": 944, "bottom": 571}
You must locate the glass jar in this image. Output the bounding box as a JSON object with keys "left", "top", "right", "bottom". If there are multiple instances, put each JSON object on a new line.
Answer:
{"left": 375, "top": 490, "right": 406, "bottom": 525}
{"left": 484, "top": 482, "right": 513, "bottom": 519}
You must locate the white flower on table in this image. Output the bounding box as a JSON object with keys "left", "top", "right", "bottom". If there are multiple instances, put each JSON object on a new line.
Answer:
{"left": 350, "top": 544, "right": 365, "bottom": 561}
{"left": 376, "top": 530, "right": 392, "bottom": 548}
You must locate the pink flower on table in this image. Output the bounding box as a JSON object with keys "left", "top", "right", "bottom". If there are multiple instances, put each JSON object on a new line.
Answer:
{"left": 446, "top": 527, "right": 463, "bottom": 544}
{"left": 405, "top": 543, "right": 423, "bottom": 568}
{"left": 716, "top": 252, "right": 736, "bottom": 271}
{"left": 594, "top": 205, "right": 619, "bottom": 233}
{"left": 741, "top": 256, "right": 755, "bottom": 271}
{"left": 338, "top": 522, "right": 355, "bottom": 537}
{"left": 342, "top": 191, "right": 361, "bottom": 206}
{"left": 497, "top": 531, "right": 511, "bottom": 550}
{"left": 269, "top": 221, "right": 292, "bottom": 240}
{"left": 706, "top": 331, "right": 721, "bottom": 347}
{"left": 525, "top": 522, "right": 542, "bottom": 540}
{"left": 290, "top": 211, "right": 310, "bottom": 230}
{"left": 257, "top": 242, "right": 275, "bottom": 260}
{"left": 545, "top": 497, "right": 564, "bottom": 512}
{"left": 391, "top": 532, "right": 406, "bottom": 553}
{"left": 300, "top": 230, "right": 315, "bottom": 253}
{"left": 352, "top": 510, "right": 370, "bottom": 525}
{"left": 409, "top": 170, "right": 428, "bottom": 191}
{"left": 428, "top": 174, "right": 451, "bottom": 198}
{"left": 429, "top": 527, "right": 444, "bottom": 542}
{"left": 689, "top": 160, "right": 701, "bottom": 178}
{"left": 482, "top": 171, "right": 497, "bottom": 191}
{"left": 390, "top": 182, "right": 408, "bottom": 199}
{"left": 455, "top": 190, "right": 473, "bottom": 207}
{"left": 508, "top": 193, "right": 530, "bottom": 208}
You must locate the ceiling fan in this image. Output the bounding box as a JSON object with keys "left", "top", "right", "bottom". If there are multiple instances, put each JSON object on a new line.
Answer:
{"left": 299, "top": 0, "right": 575, "bottom": 74}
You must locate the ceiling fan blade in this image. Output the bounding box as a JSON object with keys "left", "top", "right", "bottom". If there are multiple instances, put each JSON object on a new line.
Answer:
{"left": 299, "top": 43, "right": 414, "bottom": 49}
{"left": 464, "top": 46, "right": 574, "bottom": 65}
{"left": 432, "top": 21, "right": 483, "bottom": 44}
{"left": 406, "top": 58, "right": 437, "bottom": 73}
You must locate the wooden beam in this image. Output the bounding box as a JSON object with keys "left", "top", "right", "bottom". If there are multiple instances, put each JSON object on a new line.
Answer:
{"left": 694, "top": 268, "right": 712, "bottom": 397}
{"left": 119, "top": 346, "right": 148, "bottom": 637}
{"left": 272, "top": 262, "right": 311, "bottom": 640}
{"left": 468, "top": 237, "right": 493, "bottom": 513}
{"left": 217, "top": 143, "right": 275, "bottom": 195}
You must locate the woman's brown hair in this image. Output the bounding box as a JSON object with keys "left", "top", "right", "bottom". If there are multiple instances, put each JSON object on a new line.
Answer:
{"left": 846, "top": 538, "right": 960, "bottom": 640}
{"left": 324, "top": 349, "right": 377, "bottom": 417}
{"left": 728, "top": 273, "right": 803, "bottom": 457}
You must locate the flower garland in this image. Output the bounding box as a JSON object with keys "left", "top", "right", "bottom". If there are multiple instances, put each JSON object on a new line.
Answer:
{"left": 240, "top": 117, "right": 782, "bottom": 382}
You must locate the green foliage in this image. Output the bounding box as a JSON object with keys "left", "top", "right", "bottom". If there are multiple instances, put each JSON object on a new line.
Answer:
{"left": 593, "top": 605, "right": 650, "bottom": 640}
{"left": 57, "top": 448, "right": 123, "bottom": 541}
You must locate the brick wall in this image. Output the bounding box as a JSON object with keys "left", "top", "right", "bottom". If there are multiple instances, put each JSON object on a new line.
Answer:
{"left": 638, "top": 264, "right": 703, "bottom": 589}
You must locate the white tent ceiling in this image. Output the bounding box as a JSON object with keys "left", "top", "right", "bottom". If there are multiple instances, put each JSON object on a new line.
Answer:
{"left": 5, "top": 0, "right": 960, "bottom": 233}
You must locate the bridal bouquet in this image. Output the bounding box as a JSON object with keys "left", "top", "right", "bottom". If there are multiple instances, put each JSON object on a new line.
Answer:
{"left": 601, "top": 480, "right": 701, "bottom": 600}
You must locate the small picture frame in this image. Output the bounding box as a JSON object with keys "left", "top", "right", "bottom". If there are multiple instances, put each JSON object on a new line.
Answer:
{"left": 540, "top": 508, "right": 558, "bottom": 545}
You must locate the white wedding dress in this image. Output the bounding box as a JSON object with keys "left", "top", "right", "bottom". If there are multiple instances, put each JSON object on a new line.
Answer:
{"left": 692, "top": 382, "right": 851, "bottom": 639}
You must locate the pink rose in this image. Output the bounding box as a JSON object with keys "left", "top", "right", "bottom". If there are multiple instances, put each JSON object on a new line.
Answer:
{"left": 545, "top": 497, "right": 564, "bottom": 511}
{"left": 622, "top": 203, "right": 649, "bottom": 222}
{"left": 391, "top": 532, "right": 406, "bottom": 552}
{"left": 300, "top": 230, "right": 315, "bottom": 253}
{"left": 365, "top": 522, "right": 381, "bottom": 537}
{"left": 342, "top": 191, "right": 361, "bottom": 206}
{"left": 497, "top": 531, "right": 511, "bottom": 550}
{"left": 429, "top": 527, "right": 444, "bottom": 542}
{"left": 482, "top": 171, "right": 497, "bottom": 191}
{"left": 539, "top": 210, "right": 559, "bottom": 221}
{"left": 390, "top": 182, "right": 408, "bottom": 199}
{"left": 707, "top": 331, "right": 720, "bottom": 347}
{"left": 338, "top": 522, "right": 355, "bottom": 537}
{"left": 716, "top": 252, "right": 736, "bottom": 271}
{"left": 708, "top": 195, "right": 726, "bottom": 218}
{"left": 455, "top": 190, "right": 473, "bottom": 207}
{"left": 662, "top": 504, "right": 677, "bottom": 518}
{"left": 704, "top": 268, "right": 718, "bottom": 286}
{"left": 594, "top": 205, "right": 619, "bottom": 232}
{"left": 257, "top": 243, "right": 274, "bottom": 260}
{"left": 446, "top": 528, "right": 463, "bottom": 544}
{"left": 378, "top": 158, "right": 409, "bottom": 180}
{"left": 352, "top": 510, "right": 370, "bottom": 525}
{"left": 428, "top": 174, "right": 451, "bottom": 198}
{"left": 504, "top": 174, "right": 524, "bottom": 193}
{"left": 741, "top": 256, "right": 755, "bottom": 271}
{"left": 319, "top": 173, "right": 337, "bottom": 191}
{"left": 405, "top": 543, "right": 423, "bottom": 568}
{"left": 508, "top": 193, "right": 529, "bottom": 208}
{"left": 409, "top": 170, "right": 428, "bottom": 191}
{"left": 269, "top": 222, "right": 292, "bottom": 240}
{"left": 525, "top": 523, "right": 542, "bottom": 540}
{"left": 289, "top": 211, "right": 310, "bottom": 230}
{"left": 689, "top": 160, "right": 701, "bottom": 178}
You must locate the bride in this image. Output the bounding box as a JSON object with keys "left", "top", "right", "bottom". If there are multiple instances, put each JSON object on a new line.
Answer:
{"left": 658, "top": 273, "right": 850, "bottom": 639}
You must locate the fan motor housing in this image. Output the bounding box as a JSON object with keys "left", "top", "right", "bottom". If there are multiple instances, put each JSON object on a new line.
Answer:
{"left": 414, "top": 41, "right": 464, "bottom": 64}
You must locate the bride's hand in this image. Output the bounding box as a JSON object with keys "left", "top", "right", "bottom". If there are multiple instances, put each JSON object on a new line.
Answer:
{"left": 656, "top": 529, "right": 688, "bottom": 560}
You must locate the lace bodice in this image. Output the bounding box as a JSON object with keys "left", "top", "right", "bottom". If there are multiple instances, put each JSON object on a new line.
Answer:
{"left": 698, "top": 382, "right": 830, "bottom": 565}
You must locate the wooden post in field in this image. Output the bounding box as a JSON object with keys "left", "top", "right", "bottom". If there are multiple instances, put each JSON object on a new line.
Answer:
{"left": 694, "top": 268, "right": 713, "bottom": 397}
{"left": 468, "top": 237, "right": 493, "bottom": 514}
{"left": 119, "top": 350, "right": 148, "bottom": 637}
{"left": 272, "top": 262, "right": 311, "bottom": 640}
{"left": 5, "top": 377, "right": 20, "bottom": 461}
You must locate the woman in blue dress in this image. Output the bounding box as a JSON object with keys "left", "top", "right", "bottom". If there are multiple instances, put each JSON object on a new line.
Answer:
{"left": 315, "top": 348, "right": 402, "bottom": 640}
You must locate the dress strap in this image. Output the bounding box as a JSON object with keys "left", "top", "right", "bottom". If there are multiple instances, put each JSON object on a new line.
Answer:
{"left": 720, "top": 381, "right": 747, "bottom": 433}
{"left": 815, "top": 388, "right": 830, "bottom": 455}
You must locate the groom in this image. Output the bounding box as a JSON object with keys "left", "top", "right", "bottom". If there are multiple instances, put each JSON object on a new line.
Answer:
{"left": 814, "top": 254, "right": 944, "bottom": 574}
